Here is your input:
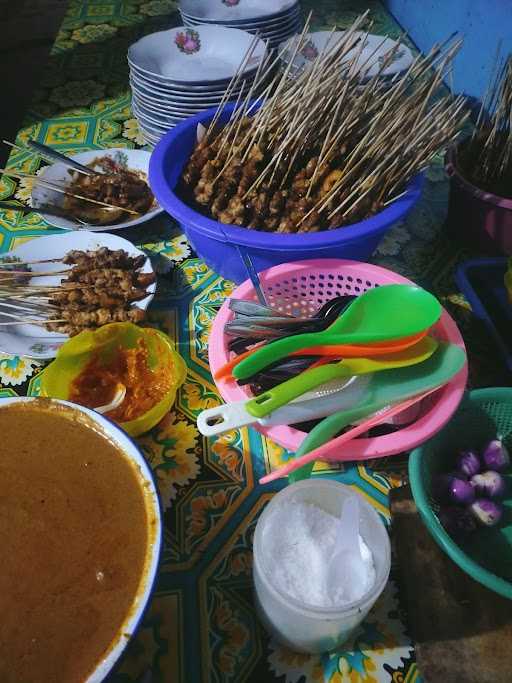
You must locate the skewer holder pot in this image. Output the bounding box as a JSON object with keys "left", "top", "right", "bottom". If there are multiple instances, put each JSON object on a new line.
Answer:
{"left": 149, "top": 103, "right": 424, "bottom": 284}
{"left": 445, "top": 145, "right": 512, "bottom": 256}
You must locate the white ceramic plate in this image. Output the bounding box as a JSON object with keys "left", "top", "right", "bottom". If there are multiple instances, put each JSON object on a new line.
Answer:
{"left": 0, "top": 232, "right": 156, "bottom": 359}
{"left": 140, "top": 128, "right": 162, "bottom": 146}
{"left": 129, "top": 65, "right": 243, "bottom": 92}
{"left": 279, "top": 31, "right": 414, "bottom": 79}
{"left": 259, "top": 20, "right": 302, "bottom": 39}
{"left": 180, "top": 5, "right": 301, "bottom": 29}
{"left": 132, "top": 102, "right": 185, "bottom": 129}
{"left": 182, "top": 15, "right": 302, "bottom": 38}
{"left": 128, "top": 25, "right": 266, "bottom": 83}
{"left": 131, "top": 87, "right": 227, "bottom": 110}
{"left": 134, "top": 109, "right": 175, "bottom": 130}
{"left": 179, "top": 0, "right": 298, "bottom": 23}
{"left": 31, "top": 148, "right": 162, "bottom": 231}
{"left": 130, "top": 75, "right": 251, "bottom": 104}
{"left": 132, "top": 92, "right": 224, "bottom": 117}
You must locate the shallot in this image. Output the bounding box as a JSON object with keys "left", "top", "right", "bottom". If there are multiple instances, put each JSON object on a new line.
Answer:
{"left": 455, "top": 450, "right": 481, "bottom": 478}
{"left": 481, "top": 438, "right": 510, "bottom": 473}
{"left": 470, "top": 470, "right": 507, "bottom": 499}
{"left": 469, "top": 499, "right": 504, "bottom": 527}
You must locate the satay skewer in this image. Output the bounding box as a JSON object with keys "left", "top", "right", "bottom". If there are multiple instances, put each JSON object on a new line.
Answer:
{"left": 0, "top": 168, "right": 139, "bottom": 215}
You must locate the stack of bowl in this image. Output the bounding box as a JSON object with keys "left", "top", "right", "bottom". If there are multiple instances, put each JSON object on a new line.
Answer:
{"left": 128, "top": 25, "right": 267, "bottom": 146}
{"left": 179, "top": 0, "right": 303, "bottom": 49}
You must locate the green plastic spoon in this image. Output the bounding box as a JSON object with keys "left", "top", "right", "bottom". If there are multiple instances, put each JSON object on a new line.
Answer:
{"left": 233, "top": 284, "right": 442, "bottom": 381}
{"left": 246, "top": 336, "right": 438, "bottom": 418}
{"left": 286, "top": 343, "right": 466, "bottom": 483}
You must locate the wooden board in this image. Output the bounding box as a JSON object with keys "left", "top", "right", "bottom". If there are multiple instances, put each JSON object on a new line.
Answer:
{"left": 390, "top": 485, "right": 512, "bottom": 683}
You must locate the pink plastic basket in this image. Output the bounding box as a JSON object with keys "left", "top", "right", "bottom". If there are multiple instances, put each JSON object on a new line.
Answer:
{"left": 208, "top": 259, "right": 468, "bottom": 459}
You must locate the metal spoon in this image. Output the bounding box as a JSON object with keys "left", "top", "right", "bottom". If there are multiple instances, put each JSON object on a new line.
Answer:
{"left": 27, "top": 140, "right": 103, "bottom": 176}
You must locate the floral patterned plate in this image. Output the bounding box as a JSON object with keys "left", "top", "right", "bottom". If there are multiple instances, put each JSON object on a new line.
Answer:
{"left": 180, "top": 5, "right": 301, "bottom": 29}
{"left": 0, "top": 231, "right": 156, "bottom": 359}
{"left": 129, "top": 70, "right": 252, "bottom": 101}
{"left": 179, "top": 0, "right": 298, "bottom": 23}
{"left": 182, "top": 13, "right": 302, "bottom": 40}
{"left": 280, "top": 31, "right": 413, "bottom": 79}
{"left": 132, "top": 102, "right": 183, "bottom": 132}
{"left": 128, "top": 25, "right": 267, "bottom": 84}
{"left": 31, "top": 148, "right": 162, "bottom": 231}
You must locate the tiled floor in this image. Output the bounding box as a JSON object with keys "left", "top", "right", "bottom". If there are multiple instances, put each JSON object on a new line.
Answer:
{"left": 0, "top": 0, "right": 69, "bottom": 166}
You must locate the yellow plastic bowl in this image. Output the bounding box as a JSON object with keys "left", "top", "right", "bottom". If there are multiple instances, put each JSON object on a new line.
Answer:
{"left": 40, "top": 322, "right": 187, "bottom": 437}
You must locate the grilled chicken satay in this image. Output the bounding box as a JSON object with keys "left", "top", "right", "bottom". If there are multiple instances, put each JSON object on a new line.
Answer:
{"left": 182, "top": 136, "right": 221, "bottom": 186}
{"left": 62, "top": 307, "right": 145, "bottom": 326}
{"left": 65, "top": 268, "right": 155, "bottom": 288}
{"left": 45, "top": 306, "right": 145, "bottom": 335}
{"left": 51, "top": 287, "right": 148, "bottom": 309}
{"left": 63, "top": 248, "right": 146, "bottom": 271}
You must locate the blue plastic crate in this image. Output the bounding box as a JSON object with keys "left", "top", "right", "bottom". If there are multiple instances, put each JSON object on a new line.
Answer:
{"left": 455, "top": 258, "right": 512, "bottom": 374}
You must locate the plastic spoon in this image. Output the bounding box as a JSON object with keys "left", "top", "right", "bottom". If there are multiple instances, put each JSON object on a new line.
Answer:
{"left": 94, "top": 383, "right": 126, "bottom": 415}
{"left": 245, "top": 336, "right": 438, "bottom": 418}
{"left": 233, "top": 284, "right": 442, "bottom": 380}
{"left": 260, "top": 391, "right": 433, "bottom": 485}
{"left": 326, "top": 496, "right": 365, "bottom": 599}
{"left": 259, "top": 342, "right": 466, "bottom": 484}
{"left": 197, "top": 375, "right": 371, "bottom": 436}
{"left": 214, "top": 332, "right": 426, "bottom": 381}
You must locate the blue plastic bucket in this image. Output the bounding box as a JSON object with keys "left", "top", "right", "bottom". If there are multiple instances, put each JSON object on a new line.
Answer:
{"left": 149, "top": 103, "right": 423, "bottom": 283}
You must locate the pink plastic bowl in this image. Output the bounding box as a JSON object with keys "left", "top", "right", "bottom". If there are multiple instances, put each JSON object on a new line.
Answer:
{"left": 208, "top": 259, "right": 468, "bottom": 459}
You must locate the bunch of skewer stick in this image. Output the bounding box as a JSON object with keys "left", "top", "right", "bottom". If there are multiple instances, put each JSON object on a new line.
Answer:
{"left": 0, "top": 248, "right": 155, "bottom": 336}
{"left": 181, "top": 11, "right": 470, "bottom": 233}
{"left": 457, "top": 53, "right": 512, "bottom": 198}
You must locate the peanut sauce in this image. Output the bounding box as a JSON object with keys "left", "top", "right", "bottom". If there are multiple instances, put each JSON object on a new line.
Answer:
{"left": 0, "top": 401, "right": 149, "bottom": 683}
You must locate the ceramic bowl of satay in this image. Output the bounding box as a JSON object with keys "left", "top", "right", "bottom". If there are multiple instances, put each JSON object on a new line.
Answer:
{"left": 40, "top": 322, "right": 187, "bottom": 436}
{"left": 0, "top": 395, "right": 162, "bottom": 682}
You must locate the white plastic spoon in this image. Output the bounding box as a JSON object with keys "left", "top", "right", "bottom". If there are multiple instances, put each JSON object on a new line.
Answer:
{"left": 326, "top": 496, "right": 366, "bottom": 601}
{"left": 94, "top": 383, "right": 126, "bottom": 415}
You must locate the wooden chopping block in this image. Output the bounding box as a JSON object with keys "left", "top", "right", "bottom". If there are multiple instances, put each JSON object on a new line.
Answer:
{"left": 390, "top": 485, "right": 512, "bottom": 683}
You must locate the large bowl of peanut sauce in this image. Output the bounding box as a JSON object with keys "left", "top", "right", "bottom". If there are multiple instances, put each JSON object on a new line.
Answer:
{"left": 0, "top": 396, "right": 162, "bottom": 683}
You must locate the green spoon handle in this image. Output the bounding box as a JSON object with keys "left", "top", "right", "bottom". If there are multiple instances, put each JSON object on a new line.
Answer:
{"left": 233, "top": 331, "right": 331, "bottom": 380}
{"left": 245, "top": 362, "right": 352, "bottom": 418}
{"left": 289, "top": 404, "right": 377, "bottom": 482}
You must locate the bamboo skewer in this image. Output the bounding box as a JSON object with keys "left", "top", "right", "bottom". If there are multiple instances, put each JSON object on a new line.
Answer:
{"left": 0, "top": 269, "right": 68, "bottom": 280}
{"left": 0, "top": 258, "right": 60, "bottom": 268}
{"left": 183, "top": 13, "right": 468, "bottom": 233}
{"left": 0, "top": 168, "right": 139, "bottom": 215}
{"left": 0, "top": 318, "right": 66, "bottom": 326}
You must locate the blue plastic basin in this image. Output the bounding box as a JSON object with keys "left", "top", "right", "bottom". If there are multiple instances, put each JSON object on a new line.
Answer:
{"left": 149, "top": 103, "right": 424, "bottom": 283}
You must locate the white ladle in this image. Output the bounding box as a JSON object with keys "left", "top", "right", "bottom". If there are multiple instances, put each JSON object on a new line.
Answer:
{"left": 94, "top": 383, "right": 126, "bottom": 415}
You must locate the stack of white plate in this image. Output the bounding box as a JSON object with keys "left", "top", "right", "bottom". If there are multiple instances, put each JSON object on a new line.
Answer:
{"left": 279, "top": 31, "right": 414, "bottom": 81}
{"left": 179, "top": 0, "right": 302, "bottom": 49}
{"left": 128, "top": 25, "right": 267, "bottom": 146}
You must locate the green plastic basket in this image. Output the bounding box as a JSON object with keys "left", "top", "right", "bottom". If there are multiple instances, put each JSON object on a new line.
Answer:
{"left": 409, "top": 387, "right": 512, "bottom": 600}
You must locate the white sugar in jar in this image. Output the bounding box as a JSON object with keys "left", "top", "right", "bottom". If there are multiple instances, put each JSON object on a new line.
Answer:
{"left": 252, "top": 480, "right": 391, "bottom": 653}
